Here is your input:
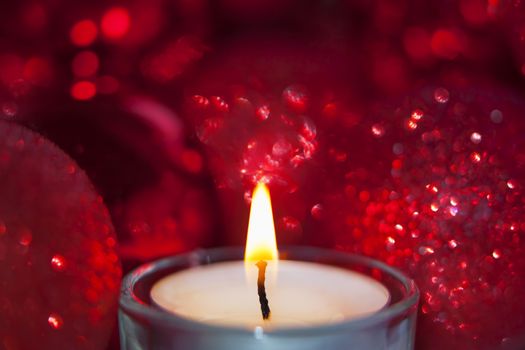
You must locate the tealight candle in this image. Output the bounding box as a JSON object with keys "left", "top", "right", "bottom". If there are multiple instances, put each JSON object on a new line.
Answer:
{"left": 151, "top": 183, "right": 389, "bottom": 329}
{"left": 151, "top": 260, "right": 389, "bottom": 329}
{"left": 119, "top": 183, "right": 419, "bottom": 350}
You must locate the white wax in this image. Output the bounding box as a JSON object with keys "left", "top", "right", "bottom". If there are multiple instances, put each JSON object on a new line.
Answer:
{"left": 150, "top": 260, "right": 389, "bottom": 330}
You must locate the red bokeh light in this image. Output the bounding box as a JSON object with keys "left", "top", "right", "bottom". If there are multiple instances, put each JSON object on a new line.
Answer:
{"left": 71, "top": 81, "right": 96, "bottom": 100}
{"left": 431, "top": 29, "right": 464, "bottom": 60}
{"left": 70, "top": 20, "right": 98, "bottom": 47}
{"left": 101, "top": 7, "right": 131, "bottom": 40}
{"left": 51, "top": 254, "right": 66, "bottom": 271}
{"left": 47, "top": 313, "right": 63, "bottom": 330}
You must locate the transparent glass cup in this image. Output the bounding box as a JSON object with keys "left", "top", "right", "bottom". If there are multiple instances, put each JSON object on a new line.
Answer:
{"left": 119, "top": 246, "right": 419, "bottom": 350}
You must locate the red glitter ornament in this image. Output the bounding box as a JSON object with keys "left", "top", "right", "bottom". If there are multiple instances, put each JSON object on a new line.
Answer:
{"left": 0, "top": 121, "right": 121, "bottom": 349}
{"left": 330, "top": 84, "right": 525, "bottom": 349}
{"left": 70, "top": 20, "right": 98, "bottom": 47}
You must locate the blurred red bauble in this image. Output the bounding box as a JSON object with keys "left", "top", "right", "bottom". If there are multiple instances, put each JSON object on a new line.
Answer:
{"left": 0, "top": 121, "right": 121, "bottom": 349}
{"left": 329, "top": 83, "right": 525, "bottom": 349}
{"left": 185, "top": 84, "right": 321, "bottom": 246}
{"left": 182, "top": 35, "right": 363, "bottom": 245}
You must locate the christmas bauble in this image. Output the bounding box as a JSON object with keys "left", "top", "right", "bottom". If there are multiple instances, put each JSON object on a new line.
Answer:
{"left": 330, "top": 83, "right": 525, "bottom": 349}
{"left": 0, "top": 120, "right": 121, "bottom": 349}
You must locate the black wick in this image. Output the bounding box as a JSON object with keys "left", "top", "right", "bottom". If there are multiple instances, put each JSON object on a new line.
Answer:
{"left": 256, "top": 260, "right": 271, "bottom": 320}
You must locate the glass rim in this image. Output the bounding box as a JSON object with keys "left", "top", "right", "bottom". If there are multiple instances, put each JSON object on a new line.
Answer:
{"left": 119, "top": 246, "right": 419, "bottom": 336}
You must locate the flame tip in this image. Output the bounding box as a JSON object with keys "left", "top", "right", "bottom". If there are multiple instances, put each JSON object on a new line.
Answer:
{"left": 244, "top": 182, "right": 278, "bottom": 263}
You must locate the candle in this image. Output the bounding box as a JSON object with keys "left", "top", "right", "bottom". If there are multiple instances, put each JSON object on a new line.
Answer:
{"left": 120, "top": 241, "right": 418, "bottom": 350}
{"left": 150, "top": 183, "right": 390, "bottom": 330}
{"left": 151, "top": 260, "right": 389, "bottom": 329}
{"left": 119, "top": 182, "right": 418, "bottom": 350}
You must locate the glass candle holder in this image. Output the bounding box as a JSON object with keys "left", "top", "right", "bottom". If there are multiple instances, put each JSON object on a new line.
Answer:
{"left": 119, "top": 246, "right": 419, "bottom": 350}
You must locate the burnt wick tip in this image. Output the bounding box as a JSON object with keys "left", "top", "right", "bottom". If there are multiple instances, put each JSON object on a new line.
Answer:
{"left": 256, "top": 260, "right": 271, "bottom": 320}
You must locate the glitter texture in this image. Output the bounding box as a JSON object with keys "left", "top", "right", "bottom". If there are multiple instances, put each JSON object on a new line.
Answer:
{"left": 0, "top": 121, "right": 121, "bottom": 349}
{"left": 332, "top": 85, "right": 525, "bottom": 349}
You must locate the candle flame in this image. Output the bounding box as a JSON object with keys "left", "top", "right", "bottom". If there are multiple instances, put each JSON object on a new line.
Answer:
{"left": 244, "top": 183, "right": 278, "bottom": 263}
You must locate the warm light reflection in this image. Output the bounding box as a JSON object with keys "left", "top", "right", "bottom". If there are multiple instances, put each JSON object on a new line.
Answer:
{"left": 244, "top": 183, "right": 278, "bottom": 264}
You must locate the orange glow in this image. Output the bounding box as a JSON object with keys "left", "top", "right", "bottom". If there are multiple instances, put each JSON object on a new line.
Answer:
{"left": 244, "top": 183, "right": 278, "bottom": 264}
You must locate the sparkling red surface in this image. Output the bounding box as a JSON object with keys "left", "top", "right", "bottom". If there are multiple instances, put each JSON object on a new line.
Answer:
{"left": 328, "top": 85, "right": 525, "bottom": 349}
{"left": 0, "top": 121, "right": 121, "bottom": 349}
